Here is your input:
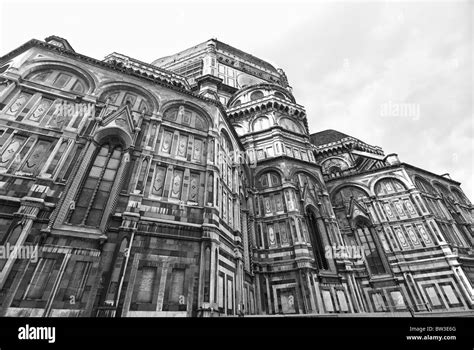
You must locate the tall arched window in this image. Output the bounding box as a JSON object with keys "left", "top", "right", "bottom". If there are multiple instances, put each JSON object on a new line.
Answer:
{"left": 355, "top": 221, "right": 386, "bottom": 275}
{"left": 68, "top": 140, "right": 123, "bottom": 227}
{"left": 306, "top": 208, "right": 328, "bottom": 270}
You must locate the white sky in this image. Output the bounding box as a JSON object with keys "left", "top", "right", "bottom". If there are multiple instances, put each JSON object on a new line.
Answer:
{"left": 1, "top": 0, "right": 472, "bottom": 198}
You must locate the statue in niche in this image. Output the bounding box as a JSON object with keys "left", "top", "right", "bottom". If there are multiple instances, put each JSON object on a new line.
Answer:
{"left": 177, "top": 106, "right": 185, "bottom": 121}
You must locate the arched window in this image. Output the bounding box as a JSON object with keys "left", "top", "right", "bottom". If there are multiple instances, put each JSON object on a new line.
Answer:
{"left": 250, "top": 91, "right": 264, "bottom": 101}
{"left": 451, "top": 187, "right": 468, "bottom": 205}
{"left": 279, "top": 117, "right": 302, "bottom": 133}
{"left": 355, "top": 221, "right": 387, "bottom": 275}
{"left": 274, "top": 92, "right": 287, "bottom": 100}
{"left": 294, "top": 172, "right": 321, "bottom": 192}
{"left": 259, "top": 171, "right": 281, "bottom": 188}
{"left": 331, "top": 186, "right": 368, "bottom": 209}
{"left": 414, "top": 177, "right": 437, "bottom": 196}
{"left": 252, "top": 116, "right": 270, "bottom": 132}
{"left": 433, "top": 182, "right": 450, "bottom": 197}
{"left": 163, "top": 105, "right": 209, "bottom": 131}
{"left": 306, "top": 208, "right": 329, "bottom": 270}
{"left": 68, "top": 140, "right": 123, "bottom": 227}
{"left": 100, "top": 89, "right": 153, "bottom": 119}
{"left": 375, "top": 178, "right": 406, "bottom": 196}
{"left": 26, "top": 69, "right": 88, "bottom": 93}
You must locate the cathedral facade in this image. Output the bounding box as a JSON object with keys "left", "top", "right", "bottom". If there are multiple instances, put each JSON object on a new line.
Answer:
{"left": 0, "top": 36, "right": 472, "bottom": 317}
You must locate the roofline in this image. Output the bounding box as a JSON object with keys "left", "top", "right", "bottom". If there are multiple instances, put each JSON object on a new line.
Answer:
{"left": 213, "top": 39, "right": 279, "bottom": 73}
{"left": 0, "top": 38, "right": 246, "bottom": 150}
{"left": 401, "top": 163, "right": 462, "bottom": 186}
{"left": 323, "top": 162, "right": 462, "bottom": 187}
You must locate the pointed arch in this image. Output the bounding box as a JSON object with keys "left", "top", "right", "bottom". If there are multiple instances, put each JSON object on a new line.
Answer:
{"left": 352, "top": 217, "right": 388, "bottom": 276}
{"left": 305, "top": 205, "right": 329, "bottom": 270}
{"left": 67, "top": 138, "right": 124, "bottom": 227}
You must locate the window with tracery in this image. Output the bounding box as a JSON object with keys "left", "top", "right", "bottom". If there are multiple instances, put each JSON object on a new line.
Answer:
{"left": 67, "top": 140, "right": 123, "bottom": 227}
{"left": 306, "top": 208, "right": 329, "bottom": 270}
{"left": 355, "top": 221, "right": 387, "bottom": 275}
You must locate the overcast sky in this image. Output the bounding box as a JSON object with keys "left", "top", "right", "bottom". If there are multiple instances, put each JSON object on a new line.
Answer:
{"left": 1, "top": 0, "right": 472, "bottom": 198}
